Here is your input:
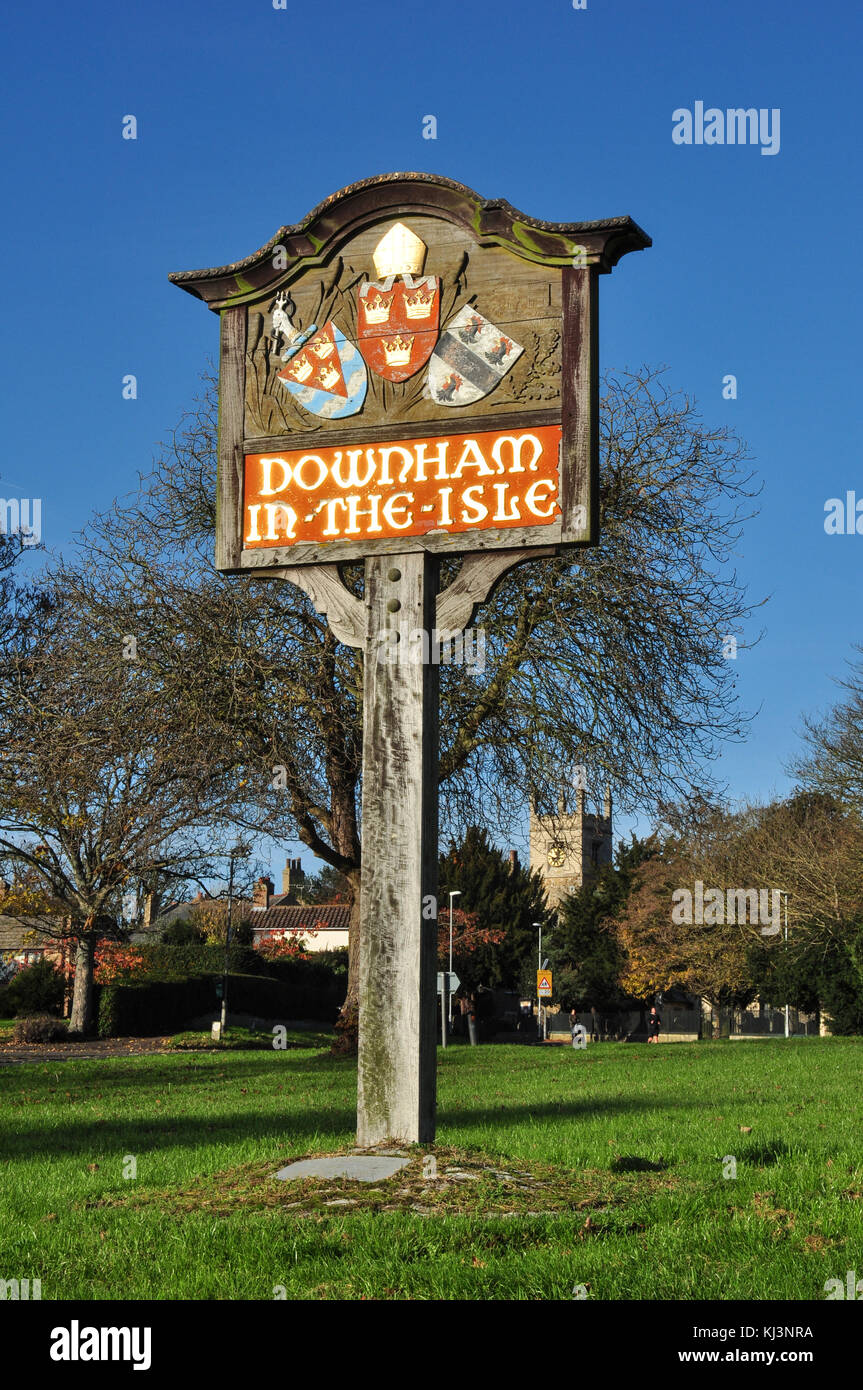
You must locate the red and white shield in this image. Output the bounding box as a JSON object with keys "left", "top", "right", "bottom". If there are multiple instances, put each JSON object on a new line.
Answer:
{"left": 357, "top": 274, "right": 440, "bottom": 382}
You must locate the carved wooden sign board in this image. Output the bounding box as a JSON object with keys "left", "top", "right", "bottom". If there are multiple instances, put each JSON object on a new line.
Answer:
{"left": 171, "top": 175, "right": 649, "bottom": 1147}
{"left": 170, "top": 174, "right": 650, "bottom": 572}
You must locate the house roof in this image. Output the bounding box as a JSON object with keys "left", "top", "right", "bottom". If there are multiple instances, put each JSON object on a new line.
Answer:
{"left": 0, "top": 916, "right": 62, "bottom": 952}
{"left": 0, "top": 921, "right": 31, "bottom": 952}
{"left": 153, "top": 897, "right": 255, "bottom": 929}
{"left": 253, "top": 904, "right": 351, "bottom": 934}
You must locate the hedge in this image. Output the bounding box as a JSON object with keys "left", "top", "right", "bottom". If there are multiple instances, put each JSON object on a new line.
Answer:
{"left": 0, "top": 959, "right": 65, "bottom": 1018}
{"left": 226, "top": 970, "right": 343, "bottom": 1022}
{"left": 97, "top": 969, "right": 346, "bottom": 1037}
{"left": 138, "top": 943, "right": 268, "bottom": 980}
{"left": 262, "top": 949, "right": 348, "bottom": 989}
{"left": 97, "top": 976, "right": 216, "bottom": 1038}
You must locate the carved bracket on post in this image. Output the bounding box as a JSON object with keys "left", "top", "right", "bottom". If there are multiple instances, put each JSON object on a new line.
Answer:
{"left": 435, "top": 547, "right": 557, "bottom": 634}
{"left": 254, "top": 564, "right": 365, "bottom": 648}
{"left": 252, "top": 546, "right": 558, "bottom": 649}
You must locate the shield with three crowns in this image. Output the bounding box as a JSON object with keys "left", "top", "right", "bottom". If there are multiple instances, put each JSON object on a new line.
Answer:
{"left": 428, "top": 305, "right": 524, "bottom": 407}
{"left": 357, "top": 273, "right": 440, "bottom": 382}
{"left": 276, "top": 320, "right": 367, "bottom": 419}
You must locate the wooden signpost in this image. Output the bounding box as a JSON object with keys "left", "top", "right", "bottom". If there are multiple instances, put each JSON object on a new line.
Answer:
{"left": 171, "top": 173, "right": 649, "bottom": 1145}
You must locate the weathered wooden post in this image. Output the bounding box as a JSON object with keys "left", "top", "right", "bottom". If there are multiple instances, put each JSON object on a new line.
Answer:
{"left": 357, "top": 551, "right": 439, "bottom": 1143}
{"left": 170, "top": 173, "right": 649, "bottom": 1145}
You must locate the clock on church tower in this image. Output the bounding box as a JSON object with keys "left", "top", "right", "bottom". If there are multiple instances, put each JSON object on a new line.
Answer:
{"left": 529, "top": 788, "right": 613, "bottom": 911}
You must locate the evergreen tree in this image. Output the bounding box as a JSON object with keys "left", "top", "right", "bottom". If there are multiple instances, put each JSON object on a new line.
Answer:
{"left": 817, "top": 927, "right": 863, "bottom": 1033}
{"left": 746, "top": 924, "right": 863, "bottom": 1032}
{"left": 744, "top": 935, "right": 823, "bottom": 1015}
{"left": 296, "top": 863, "right": 350, "bottom": 905}
{"left": 439, "top": 828, "right": 550, "bottom": 992}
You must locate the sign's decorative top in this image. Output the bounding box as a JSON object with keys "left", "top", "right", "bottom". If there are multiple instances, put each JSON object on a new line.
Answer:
{"left": 170, "top": 173, "right": 650, "bottom": 571}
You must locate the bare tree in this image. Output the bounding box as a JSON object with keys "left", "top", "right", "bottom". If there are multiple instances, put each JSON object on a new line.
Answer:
{"left": 648, "top": 791, "right": 863, "bottom": 1010}
{"left": 61, "top": 366, "right": 759, "bottom": 1041}
{"left": 0, "top": 582, "right": 250, "bottom": 1033}
{"left": 735, "top": 794, "right": 863, "bottom": 983}
{"left": 790, "top": 647, "right": 863, "bottom": 812}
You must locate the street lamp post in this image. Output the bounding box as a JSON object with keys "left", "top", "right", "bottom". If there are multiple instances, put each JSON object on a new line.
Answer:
{"left": 220, "top": 843, "right": 250, "bottom": 1040}
{"left": 782, "top": 891, "right": 790, "bottom": 1039}
{"left": 533, "top": 921, "right": 542, "bottom": 1040}
{"left": 448, "top": 890, "right": 461, "bottom": 1033}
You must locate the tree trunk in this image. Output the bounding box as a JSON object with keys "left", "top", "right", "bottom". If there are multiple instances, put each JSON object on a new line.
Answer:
{"left": 346, "top": 868, "right": 361, "bottom": 1008}
{"left": 333, "top": 869, "right": 362, "bottom": 1054}
{"left": 69, "top": 936, "right": 96, "bottom": 1036}
{"left": 321, "top": 758, "right": 362, "bottom": 1056}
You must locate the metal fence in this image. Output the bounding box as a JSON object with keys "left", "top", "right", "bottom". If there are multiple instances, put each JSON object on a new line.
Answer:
{"left": 704, "top": 1003, "right": 820, "bottom": 1038}
{"left": 546, "top": 1008, "right": 701, "bottom": 1039}
{"left": 531, "top": 1002, "right": 822, "bottom": 1041}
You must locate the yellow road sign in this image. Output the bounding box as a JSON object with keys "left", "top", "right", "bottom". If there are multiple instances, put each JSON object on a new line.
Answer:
{"left": 537, "top": 970, "right": 553, "bottom": 997}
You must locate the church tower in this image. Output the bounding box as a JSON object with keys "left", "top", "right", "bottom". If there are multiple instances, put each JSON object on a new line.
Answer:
{"left": 529, "top": 787, "right": 613, "bottom": 911}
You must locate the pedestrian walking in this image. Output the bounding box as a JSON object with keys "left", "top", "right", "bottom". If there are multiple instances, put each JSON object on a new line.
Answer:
{"left": 647, "top": 1004, "right": 662, "bottom": 1043}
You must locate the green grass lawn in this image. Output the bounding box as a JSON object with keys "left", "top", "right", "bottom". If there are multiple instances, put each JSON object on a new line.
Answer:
{"left": 1, "top": 1037, "right": 861, "bottom": 1300}
{"left": 167, "top": 1025, "right": 335, "bottom": 1051}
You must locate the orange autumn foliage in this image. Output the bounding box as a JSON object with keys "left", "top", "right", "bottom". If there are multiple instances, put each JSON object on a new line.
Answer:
{"left": 613, "top": 854, "right": 750, "bottom": 1003}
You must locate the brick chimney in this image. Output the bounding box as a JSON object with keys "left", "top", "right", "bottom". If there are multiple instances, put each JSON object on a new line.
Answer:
{"left": 253, "top": 876, "right": 275, "bottom": 912}
{"left": 603, "top": 786, "right": 613, "bottom": 822}
{"left": 282, "top": 857, "right": 305, "bottom": 896}
{"left": 509, "top": 849, "right": 519, "bottom": 872}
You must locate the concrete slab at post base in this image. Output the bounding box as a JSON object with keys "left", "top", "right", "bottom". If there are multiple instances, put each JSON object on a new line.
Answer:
{"left": 274, "top": 1155, "right": 411, "bottom": 1183}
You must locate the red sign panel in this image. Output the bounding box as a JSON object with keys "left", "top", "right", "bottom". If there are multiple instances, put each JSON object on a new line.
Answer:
{"left": 243, "top": 425, "right": 562, "bottom": 550}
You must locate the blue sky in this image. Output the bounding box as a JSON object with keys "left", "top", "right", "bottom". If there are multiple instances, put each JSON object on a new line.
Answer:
{"left": 1, "top": 0, "right": 860, "bottom": 877}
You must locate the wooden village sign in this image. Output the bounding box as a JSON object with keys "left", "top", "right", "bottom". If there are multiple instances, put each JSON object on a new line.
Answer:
{"left": 171, "top": 173, "right": 649, "bottom": 1145}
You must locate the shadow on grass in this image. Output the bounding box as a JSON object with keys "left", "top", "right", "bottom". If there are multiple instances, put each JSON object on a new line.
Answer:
{"left": 3, "top": 1093, "right": 701, "bottom": 1160}
{"left": 609, "top": 1155, "right": 669, "bottom": 1173}
{"left": 1, "top": 1104, "right": 360, "bottom": 1160}
{"left": 0, "top": 1050, "right": 349, "bottom": 1093}
{"left": 738, "top": 1138, "right": 793, "bottom": 1166}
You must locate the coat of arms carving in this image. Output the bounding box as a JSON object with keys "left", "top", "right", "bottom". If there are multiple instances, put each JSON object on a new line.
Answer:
{"left": 357, "top": 224, "right": 440, "bottom": 383}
